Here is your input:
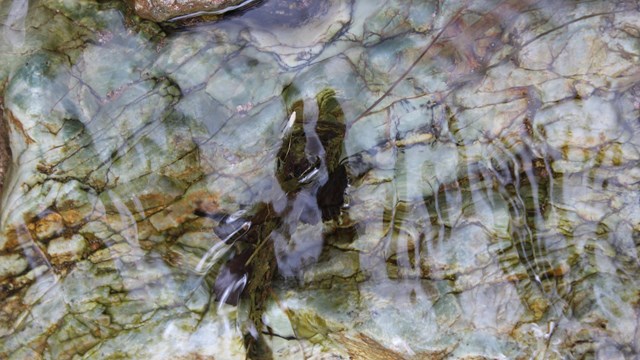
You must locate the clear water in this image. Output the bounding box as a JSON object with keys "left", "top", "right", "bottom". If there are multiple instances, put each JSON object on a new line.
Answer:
{"left": 1, "top": 0, "right": 639, "bottom": 359}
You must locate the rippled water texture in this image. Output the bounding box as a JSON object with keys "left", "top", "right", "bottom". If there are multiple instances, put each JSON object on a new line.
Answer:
{"left": 1, "top": 0, "right": 640, "bottom": 359}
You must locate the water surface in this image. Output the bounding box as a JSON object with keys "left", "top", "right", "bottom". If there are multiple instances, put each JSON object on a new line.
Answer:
{"left": 1, "top": 0, "right": 639, "bottom": 358}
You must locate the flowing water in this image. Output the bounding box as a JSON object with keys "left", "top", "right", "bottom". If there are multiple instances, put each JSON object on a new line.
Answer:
{"left": 1, "top": 0, "right": 639, "bottom": 359}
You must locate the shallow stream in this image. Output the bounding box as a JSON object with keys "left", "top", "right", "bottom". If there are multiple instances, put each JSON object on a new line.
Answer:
{"left": 1, "top": 0, "right": 640, "bottom": 358}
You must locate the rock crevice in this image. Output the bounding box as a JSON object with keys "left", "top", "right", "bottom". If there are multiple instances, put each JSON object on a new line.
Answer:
{"left": 0, "top": 105, "right": 11, "bottom": 200}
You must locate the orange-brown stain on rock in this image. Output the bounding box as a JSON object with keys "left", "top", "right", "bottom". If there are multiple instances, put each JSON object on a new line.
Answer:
{"left": 32, "top": 212, "right": 64, "bottom": 241}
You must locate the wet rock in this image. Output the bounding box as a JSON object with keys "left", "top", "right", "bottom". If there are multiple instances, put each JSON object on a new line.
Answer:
{"left": 47, "top": 235, "right": 87, "bottom": 265}
{"left": 0, "top": 254, "right": 28, "bottom": 280}
{"left": 127, "top": 0, "right": 250, "bottom": 22}
{"left": 1, "top": 0, "right": 640, "bottom": 358}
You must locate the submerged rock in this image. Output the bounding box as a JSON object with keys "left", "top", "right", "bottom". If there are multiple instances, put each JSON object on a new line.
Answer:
{"left": 1, "top": 0, "right": 640, "bottom": 358}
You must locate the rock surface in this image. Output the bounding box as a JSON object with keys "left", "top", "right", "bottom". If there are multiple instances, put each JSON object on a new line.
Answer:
{"left": 1, "top": 0, "right": 639, "bottom": 359}
{"left": 127, "top": 0, "right": 250, "bottom": 22}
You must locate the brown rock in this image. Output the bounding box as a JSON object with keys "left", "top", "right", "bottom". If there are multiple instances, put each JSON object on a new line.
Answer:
{"left": 127, "top": 0, "right": 250, "bottom": 22}
{"left": 32, "top": 212, "right": 65, "bottom": 241}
